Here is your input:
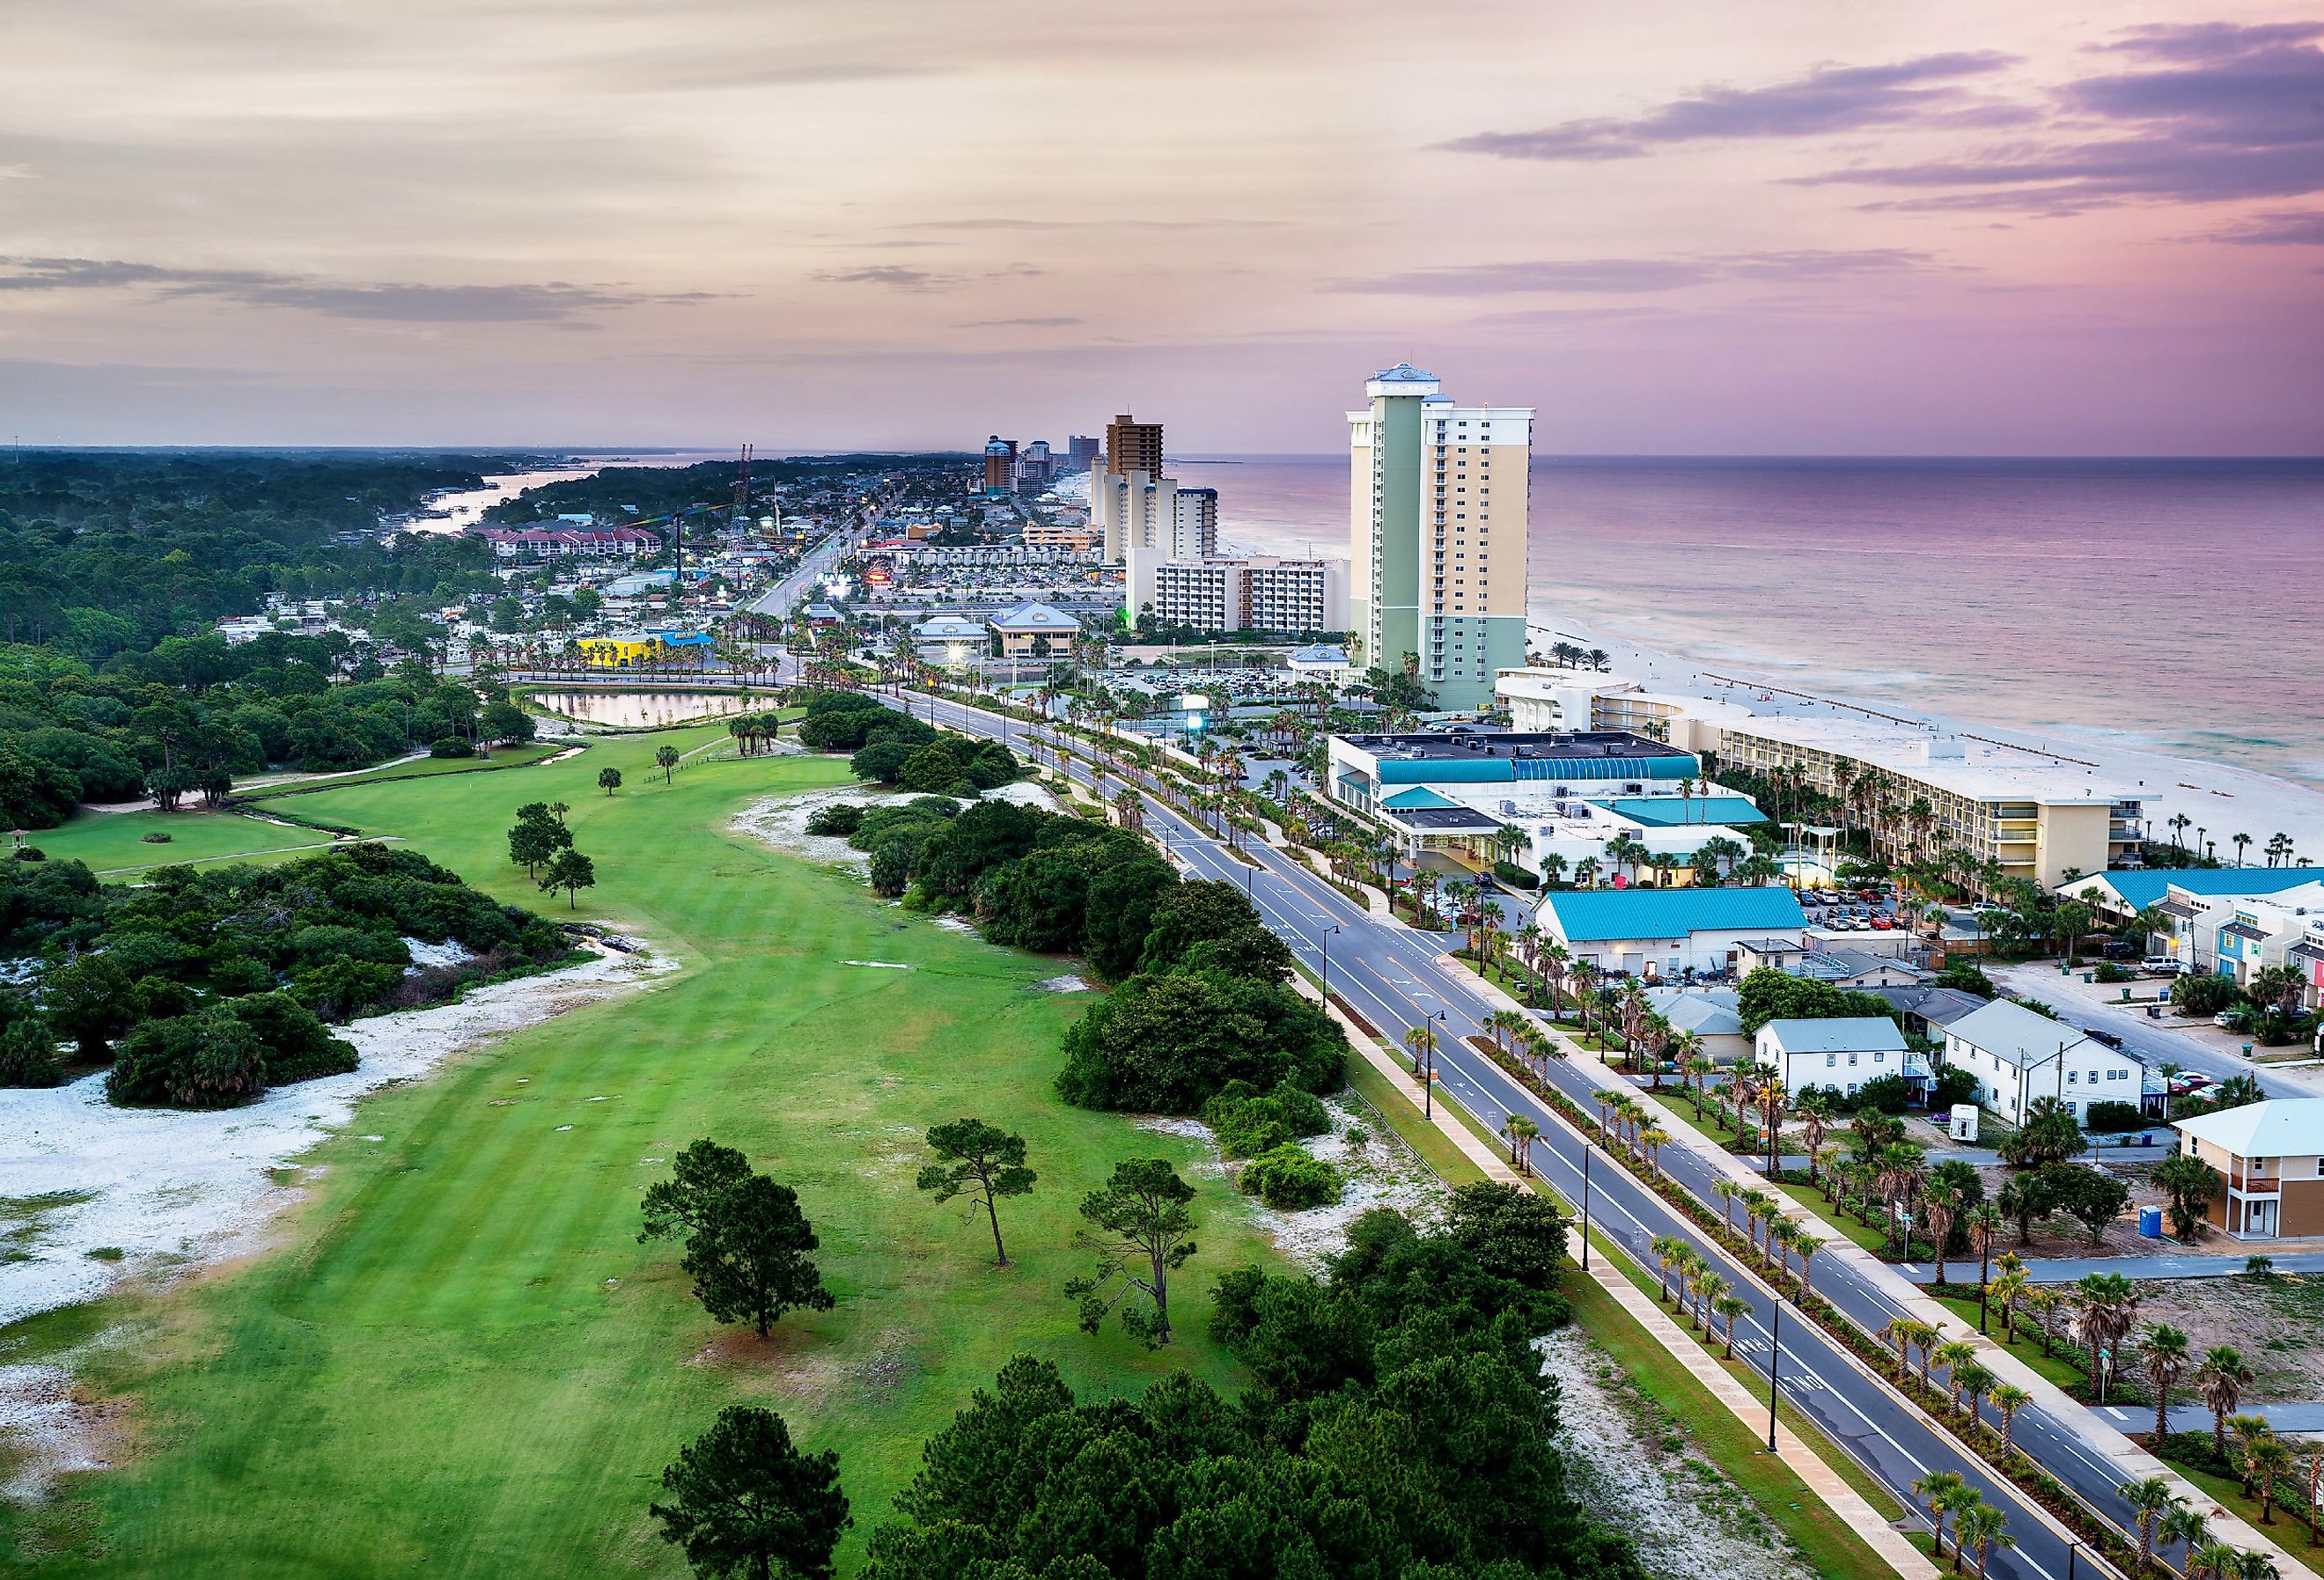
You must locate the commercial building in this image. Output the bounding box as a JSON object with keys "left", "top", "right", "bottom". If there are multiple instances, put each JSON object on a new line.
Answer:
{"left": 1067, "top": 435, "right": 1101, "bottom": 472}
{"left": 1497, "top": 670, "right": 1747, "bottom": 753}
{"left": 1104, "top": 414, "right": 1164, "bottom": 479}
{"left": 1348, "top": 364, "right": 1532, "bottom": 708}
{"left": 1285, "top": 643, "right": 1354, "bottom": 682}
{"left": 1755, "top": 1018, "right": 1925, "bottom": 1102}
{"left": 575, "top": 628, "right": 713, "bottom": 669}
{"left": 1132, "top": 555, "right": 1350, "bottom": 636}
{"left": 912, "top": 614, "right": 988, "bottom": 667}
{"left": 2173, "top": 1099, "right": 2324, "bottom": 1239}
{"left": 988, "top": 600, "right": 1083, "bottom": 657}
{"left": 2063, "top": 867, "right": 2318, "bottom": 925}
{"left": 1535, "top": 887, "right": 1810, "bottom": 980}
{"left": 1938, "top": 999, "right": 2143, "bottom": 1123}
{"left": 1710, "top": 714, "right": 2144, "bottom": 889}
{"left": 474, "top": 526, "right": 661, "bottom": 560}
{"left": 1020, "top": 523, "right": 1097, "bottom": 551}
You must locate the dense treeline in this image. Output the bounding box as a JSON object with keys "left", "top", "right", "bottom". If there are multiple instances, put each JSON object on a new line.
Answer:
{"left": 482, "top": 453, "right": 967, "bottom": 525}
{"left": 0, "top": 642, "right": 536, "bottom": 827}
{"left": 0, "top": 452, "right": 548, "bottom": 825}
{"left": 0, "top": 843, "right": 573, "bottom": 1098}
{"left": 854, "top": 1187, "right": 1636, "bottom": 1580}
{"left": 0, "top": 451, "right": 516, "bottom": 650}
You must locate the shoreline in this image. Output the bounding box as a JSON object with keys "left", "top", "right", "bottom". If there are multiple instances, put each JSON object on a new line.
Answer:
{"left": 1522, "top": 611, "right": 2324, "bottom": 862}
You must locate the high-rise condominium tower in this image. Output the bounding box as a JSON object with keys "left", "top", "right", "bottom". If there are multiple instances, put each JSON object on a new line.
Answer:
{"left": 1348, "top": 364, "right": 1532, "bottom": 708}
{"left": 1104, "top": 413, "right": 1164, "bottom": 478}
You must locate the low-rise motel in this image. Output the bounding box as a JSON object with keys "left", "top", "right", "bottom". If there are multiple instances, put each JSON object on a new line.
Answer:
{"left": 1493, "top": 668, "right": 2144, "bottom": 890}
{"left": 574, "top": 628, "right": 713, "bottom": 669}
{"left": 1322, "top": 729, "right": 1766, "bottom": 878}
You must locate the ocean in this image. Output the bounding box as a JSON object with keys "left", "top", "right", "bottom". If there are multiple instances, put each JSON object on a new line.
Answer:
{"left": 1175, "top": 455, "right": 2324, "bottom": 793}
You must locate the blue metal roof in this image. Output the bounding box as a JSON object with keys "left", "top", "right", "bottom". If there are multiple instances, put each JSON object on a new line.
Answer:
{"left": 1606, "top": 796, "right": 1768, "bottom": 828}
{"left": 1542, "top": 886, "right": 1807, "bottom": 944}
{"left": 2077, "top": 869, "right": 2317, "bottom": 909}
{"left": 1376, "top": 755, "right": 1695, "bottom": 785}
{"left": 1383, "top": 786, "right": 1460, "bottom": 811}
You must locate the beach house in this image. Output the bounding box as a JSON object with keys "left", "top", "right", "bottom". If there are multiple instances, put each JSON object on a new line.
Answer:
{"left": 1938, "top": 999, "right": 2144, "bottom": 1123}
{"left": 1754, "top": 1017, "right": 1924, "bottom": 1102}
{"left": 2172, "top": 1099, "right": 2324, "bottom": 1239}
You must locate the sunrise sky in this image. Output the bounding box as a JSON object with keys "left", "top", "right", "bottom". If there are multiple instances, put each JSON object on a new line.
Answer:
{"left": 5, "top": 0, "right": 2322, "bottom": 452}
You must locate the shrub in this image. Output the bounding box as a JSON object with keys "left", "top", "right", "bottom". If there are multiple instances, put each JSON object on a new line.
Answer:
{"left": 226, "top": 991, "right": 358, "bottom": 1084}
{"left": 429, "top": 736, "right": 475, "bottom": 759}
{"left": 2170, "top": 973, "right": 2239, "bottom": 1017}
{"left": 1239, "top": 1144, "right": 1342, "bottom": 1209}
{"left": 2084, "top": 1099, "right": 2144, "bottom": 1133}
{"left": 2092, "top": 960, "right": 2133, "bottom": 983}
{"left": 106, "top": 1008, "right": 267, "bottom": 1108}
{"left": 1055, "top": 971, "right": 1345, "bottom": 1113}
{"left": 14, "top": 847, "right": 45, "bottom": 862}
{"left": 0, "top": 1019, "right": 65, "bottom": 1088}
{"left": 804, "top": 803, "right": 864, "bottom": 837}
{"left": 1490, "top": 861, "right": 1538, "bottom": 890}
{"left": 1853, "top": 1073, "right": 1911, "bottom": 1113}
{"left": 1931, "top": 1064, "right": 1978, "bottom": 1109}
{"left": 1202, "top": 1081, "right": 1332, "bottom": 1159}
{"left": 140, "top": 832, "right": 174, "bottom": 844}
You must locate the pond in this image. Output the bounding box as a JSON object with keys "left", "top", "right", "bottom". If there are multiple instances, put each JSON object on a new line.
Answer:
{"left": 531, "top": 691, "right": 775, "bottom": 729}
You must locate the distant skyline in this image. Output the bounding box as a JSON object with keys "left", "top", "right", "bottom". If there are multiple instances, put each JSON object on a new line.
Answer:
{"left": 4, "top": 1, "right": 2322, "bottom": 453}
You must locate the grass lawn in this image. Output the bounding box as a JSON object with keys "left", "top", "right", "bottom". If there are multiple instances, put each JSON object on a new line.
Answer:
{"left": 1926, "top": 1292, "right": 2091, "bottom": 1390}
{"left": 5, "top": 730, "right": 1291, "bottom": 1578}
{"left": 24, "top": 808, "right": 333, "bottom": 876}
{"left": 2159, "top": 1459, "right": 2324, "bottom": 1576}
{"left": 238, "top": 739, "right": 570, "bottom": 798}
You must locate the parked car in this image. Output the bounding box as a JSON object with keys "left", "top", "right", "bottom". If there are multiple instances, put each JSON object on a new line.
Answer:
{"left": 2082, "top": 1025, "right": 2126, "bottom": 1049}
{"left": 2144, "top": 959, "right": 2186, "bottom": 976}
{"left": 2214, "top": 1010, "right": 2239, "bottom": 1029}
{"left": 1970, "top": 900, "right": 2007, "bottom": 916}
{"left": 1871, "top": 915, "right": 1895, "bottom": 930}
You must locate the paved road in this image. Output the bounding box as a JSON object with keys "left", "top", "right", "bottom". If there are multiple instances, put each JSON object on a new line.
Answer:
{"left": 894, "top": 687, "right": 2182, "bottom": 1580}
{"left": 746, "top": 516, "right": 869, "bottom": 618}
{"left": 1902, "top": 1250, "right": 2324, "bottom": 1285}
{"left": 2157, "top": 1403, "right": 2324, "bottom": 1435}
{"left": 1989, "top": 960, "right": 2308, "bottom": 1102}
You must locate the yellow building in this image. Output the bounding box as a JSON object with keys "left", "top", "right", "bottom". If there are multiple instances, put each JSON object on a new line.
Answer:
{"left": 576, "top": 630, "right": 712, "bottom": 669}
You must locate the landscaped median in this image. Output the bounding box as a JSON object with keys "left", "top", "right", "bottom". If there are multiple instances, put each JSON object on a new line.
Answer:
{"left": 1313, "top": 981, "right": 1932, "bottom": 1580}
{"left": 1461, "top": 1005, "right": 2306, "bottom": 1579}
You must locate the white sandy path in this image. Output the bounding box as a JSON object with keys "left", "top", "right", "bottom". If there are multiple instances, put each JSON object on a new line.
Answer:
{"left": 0, "top": 944, "right": 676, "bottom": 1329}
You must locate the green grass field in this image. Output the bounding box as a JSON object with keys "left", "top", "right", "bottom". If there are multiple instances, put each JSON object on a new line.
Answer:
{"left": 237, "top": 739, "right": 570, "bottom": 798}
{"left": 5, "top": 729, "right": 1287, "bottom": 1577}
{"left": 25, "top": 808, "right": 335, "bottom": 876}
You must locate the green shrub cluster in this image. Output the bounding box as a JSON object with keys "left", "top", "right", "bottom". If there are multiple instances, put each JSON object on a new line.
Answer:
{"left": 863, "top": 1189, "right": 1635, "bottom": 1580}
{"left": 1202, "top": 1078, "right": 1332, "bottom": 1157}
{"left": 0, "top": 842, "right": 570, "bottom": 1101}
{"left": 1239, "top": 1143, "right": 1342, "bottom": 1209}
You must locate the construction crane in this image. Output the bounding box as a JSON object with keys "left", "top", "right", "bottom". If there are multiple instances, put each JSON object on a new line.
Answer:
{"left": 731, "top": 443, "right": 754, "bottom": 525}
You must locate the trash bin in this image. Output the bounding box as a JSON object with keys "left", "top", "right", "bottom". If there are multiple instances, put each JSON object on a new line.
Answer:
{"left": 2083, "top": 972, "right": 2094, "bottom": 984}
{"left": 2138, "top": 1206, "right": 2163, "bottom": 1238}
{"left": 2122, "top": 988, "right": 2133, "bottom": 1002}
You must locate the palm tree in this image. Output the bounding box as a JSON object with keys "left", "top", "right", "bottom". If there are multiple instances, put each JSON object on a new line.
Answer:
{"left": 2234, "top": 832, "right": 2253, "bottom": 866}
{"left": 1694, "top": 1269, "right": 1729, "bottom": 1334}
{"left": 2253, "top": 1438, "right": 2295, "bottom": 1525}
{"left": 655, "top": 743, "right": 680, "bottom": 783}
{"left": 1967, "top": 1204, "right": 2004, "bottom": 1331}
{"left": 1956, "top": 1361, "right": 1995, "bottom": 1429}
{"left": 1794, "top": 1088, "right": 1835, "bottom": 1188}
{"left": 1905, "top": 1319, "right": 1944, "bottom": 1393}
{"left": 1637, "top": 1124, "right": 1671, "bottom": 1179}
{"left": 1402, "top": 1024, "right": 1438, "bottom": 1080}
{"left": 2141, "top": 1324, "right": 2191, "bottom": 1444}
{"left": 1936, "top": 1339, "right": 1979, "bottom": 1415}
{"left": 1953, "top": 1501, "right": 2012, "bottom": 1579}
{"left": 2119, "top": 1476, "right": 2177, "bottom": 1570}
{"left": 1989, "top": 1383, "right": 2032, "bottom": 1458}
{"left": 2076, "top": 1273, "right": 2139, "bottom": 1404}
{"left": 1650, "top": 1234, "right": 1685, "bottom": 1304}
{"left": 1924, "top": 1183, "right": 1961, "bottom": 1287}
{"left": 1503, "top": 1116, "right": 1540, "bottom": 1175}
{"left": 1714, "top": 1178, "right": 1743, "bottom": 1236}
{"left": 1794, "top": 1227, "right": 1822, "bottom": 1297}
{"left": 1714, "top": 1293, "right": 1751, "bottom": 1357}
{"left": 1912, "top": 1469, "right": 1967, "bottom": 1559}
{"left": 2197, "top": 1346, "right": 2254, "bottom": 1460}
{"left": 1989, "top": 1269, "right": 2028, "bottom": 1345}
{"left": 2158, "top": 1502, "right": 2209, "bottom": 1569}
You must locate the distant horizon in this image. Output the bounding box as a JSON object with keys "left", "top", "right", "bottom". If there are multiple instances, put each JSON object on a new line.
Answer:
{"left": 14, "top": 445, "right": 2324, "bottom": 465}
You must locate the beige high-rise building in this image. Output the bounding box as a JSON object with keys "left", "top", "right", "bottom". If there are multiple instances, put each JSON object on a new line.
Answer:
{"left": 1104, "top": 413, "right": 1164, "bottom": 478}
{"left": 1348, "top": 364, "right": 1533, "bottom": 708}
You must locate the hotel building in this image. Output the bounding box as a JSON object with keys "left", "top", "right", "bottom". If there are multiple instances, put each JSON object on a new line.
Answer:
{"left": 1348, "top": 364, "right": 1533, "bottom": 708}
{"left": 1133, "top": 555, "right": 1350, "bottom": 636}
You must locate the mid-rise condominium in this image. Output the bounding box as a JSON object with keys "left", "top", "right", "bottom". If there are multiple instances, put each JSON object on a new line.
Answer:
{"left": 1104, "top": 413, "right": 1164, "bottom": 478}
{"left": 1348, "top": 364, "right": 1533, "bottom": 708}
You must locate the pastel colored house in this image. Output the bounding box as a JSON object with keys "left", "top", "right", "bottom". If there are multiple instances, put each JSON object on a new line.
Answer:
{"left": 2172, "top": 1099, "right": 2324, "bottom": 1239}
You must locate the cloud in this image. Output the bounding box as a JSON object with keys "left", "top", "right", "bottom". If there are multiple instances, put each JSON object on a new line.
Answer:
{"left": 808, "top": 265, "right": 956, "bottom": 290}
{"left": 957, "top": 315, "right": 1081, "bottom": 327}
{"left": 1328, "top": 248, "right": 1939, "bottom": 295}
{"left": 0, "top": 256, "right": 710, "bottom": 321}
{"left": 1438, "top": 52, "right": 2023, "bottom": 161}
{"left": 1796, "top": 22, "right": 2324, "bottom": 210}
{"left": 2203, "top": 209, "right": 2324, "bottom": 244}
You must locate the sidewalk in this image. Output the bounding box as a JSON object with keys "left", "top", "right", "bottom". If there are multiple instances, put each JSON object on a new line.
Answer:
{"left": 1905, "top": 1248, "right": 2324, "bottom": 1284}
{"left": 1452, "top": 965, "right": 2303, "bottom": 1571}
{"left": 1331, "top": 992, "right": 1934, "bottom": 1580}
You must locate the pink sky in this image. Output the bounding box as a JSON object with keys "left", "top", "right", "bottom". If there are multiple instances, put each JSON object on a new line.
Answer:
{"left": 3, "top": 0, "right": 2321, "bottom": 452}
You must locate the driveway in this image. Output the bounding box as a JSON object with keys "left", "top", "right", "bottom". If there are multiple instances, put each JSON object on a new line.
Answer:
{"left": 1987, "top": 959, "right": 2318, "bottom": 1100}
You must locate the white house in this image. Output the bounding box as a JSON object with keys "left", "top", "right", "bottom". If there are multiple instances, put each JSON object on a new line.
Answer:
{"left": 1754, "top": 1017, "right": 1924, "bottom": 1101}
{"left": 1940, "top": 998, "right": 2144, "bottom": 1123}
{"left": 1536, "top": 887, "right": 1809, "bottom": 981}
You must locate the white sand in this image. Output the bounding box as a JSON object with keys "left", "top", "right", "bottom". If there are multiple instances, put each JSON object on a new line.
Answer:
{"left": 1533, "top": 616, "right": 2324, "bottom": 856}
{"left": 0, "top": 944, "right": 675, "bottom": 1329}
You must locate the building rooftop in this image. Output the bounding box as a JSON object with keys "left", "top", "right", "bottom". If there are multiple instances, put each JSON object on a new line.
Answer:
{"left": 1944, "top": 999, "right": 2101, "bottom": 1069}
{"left": 1540, "top": 886, "right": 1807, "bottom": 944}
{"left": 1384, "top": 805, "right": 1504, "bottom": 833}
{"left": 989, "top": 600, "right": 1082, "bottom": 632}
{"left": 1604, "top": 795, "right": 1768, "bottom": 828}
{"left": 2173, "top": 1099, "right": 2324, "bottom": 1158}
{"left": 1857, "top": 984, "right": 1990, "bottom": 1027}
{"left": 1724, "top": 714, "right": 2135, "bottom": 805}
{"left": 2066, "top": 869, "right": 2321, "bottom": 911}
{"left": 1758, "top": 1017, "right": 1909, "bottom": 1055}
{"left": 913, "top": 615, "right": 986, "bottom": 639}
{"left": 1657, "top": 991, "right": 1744, "bottom": 1039}
{"left": 1340, "top": 730, "right": 1688, "bottom": 764}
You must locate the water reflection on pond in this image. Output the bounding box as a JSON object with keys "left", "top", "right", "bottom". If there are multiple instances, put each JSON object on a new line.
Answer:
{"left": 532, "top": 691, "right": 773, "bottom": 728}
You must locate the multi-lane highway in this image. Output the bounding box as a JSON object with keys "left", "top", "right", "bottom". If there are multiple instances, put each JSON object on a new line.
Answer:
{"left": 893, "top": 687, "right": 2177, "bottom": 1580}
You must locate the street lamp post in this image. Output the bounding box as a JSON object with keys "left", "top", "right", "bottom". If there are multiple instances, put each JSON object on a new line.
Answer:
{"left": 1427, "top": 1010, "right": 1445, "bottom": 1121}
{"left": 1321, "top": 925, "right": 1341, "bottom": 1003}
{"left": 1580, "top": 1143, "right": 1592, "bottom": 1272}
{"left": 1767, "top": 1290, "right": 1783, "bottom": 1452}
